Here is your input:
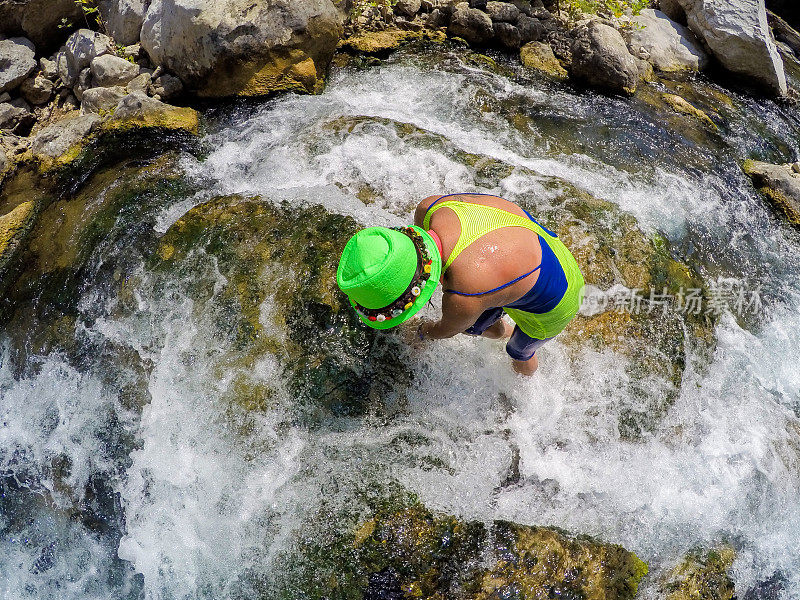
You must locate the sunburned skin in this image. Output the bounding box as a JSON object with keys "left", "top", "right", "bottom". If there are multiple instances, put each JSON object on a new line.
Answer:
{"left": 412, "top": 193, "right": 545, "bottom": 375}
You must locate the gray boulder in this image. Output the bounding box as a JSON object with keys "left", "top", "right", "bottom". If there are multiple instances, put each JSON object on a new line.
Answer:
{"left": 664, "top": 0, "right": 787, "bottom": 95}
{"left": 126, "top": 72, "right": 152, "bottom": 94}
{"left": 80, "top": 86, "right": 128, "bottom": 114}
{"left": 58, "top": 30, "right": 115, "bottom": 87}
{"left": 39, "top": 56, "right": 58, "bottom": 80}
{"left": 494, "top": 22, "right": 522, "bottom": 48}
{"left": 151, "top": 72, "right": 183, "bottom": 98}
{"left": 743, "top": 160, "right": 800, "bottom": 225}
{"left": 486, "top": 1, "right": 519, "bottom": 22}
{"left": 0, "top": 0, "right": 83, "bottom": 51}
{"left": 516, "top": 14, "right": 544, "bottom": 43}
{"left": 19, "top": 74, "right": 54, "bottom": 105}
{"left": 448, "top": 2, "right": 494, "bottom": 44}
{"left": 91, "top": 54, "right": 141, "bottom": 87}
{"left": 29, "top": 113, "right": 101, "bottom": 160}
{"left": 0, "top": 37, "right": 37, "bottom": 94}
{"left": 0, "top": 99, "right": 35, "bottom": 133}
{"left": 394, "top": 0, "right": 421, "bottom": 17}
{"left": 99, "top": 0, "right": 151, "bottom": 46}
{"left": 140, "top": 0, "right": 343, "bottom": 97}
{"left": 626, "top": 9, "right": 709, "bottom": 72}
{"left": 571, "top": 21, "right": 641, "bottom": 94}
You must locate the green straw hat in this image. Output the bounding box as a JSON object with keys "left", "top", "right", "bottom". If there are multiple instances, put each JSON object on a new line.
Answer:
{"left": 336, "top": 226, "right": 442, "bottom": 330}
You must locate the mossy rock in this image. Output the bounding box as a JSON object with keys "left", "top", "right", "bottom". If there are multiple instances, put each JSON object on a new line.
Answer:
{"left": 660, "top": 546, "right": 736, "bottom": 600}
{"left": 155, "top": 195, "right": 415, "bottom": 419}
{"left": 287, "top": 500, "right": 648, "bottom": 600}
{"left": 339, "top": 28, "right": 448, "bottom": 56}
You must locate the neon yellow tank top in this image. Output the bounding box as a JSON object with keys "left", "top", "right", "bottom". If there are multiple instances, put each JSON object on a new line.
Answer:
{"left": 422, "top": 200, "right": 541, "bottom": 270}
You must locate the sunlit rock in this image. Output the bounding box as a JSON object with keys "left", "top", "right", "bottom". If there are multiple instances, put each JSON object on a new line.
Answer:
{"left": 659, "top": 546, "right": 736, "bottom": 600}
{"left": 743, "top": 159, "right": 800, "bottom": 226}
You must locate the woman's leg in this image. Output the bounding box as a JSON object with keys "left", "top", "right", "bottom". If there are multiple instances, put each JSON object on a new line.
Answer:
{"left": 506, "top": 327, "right": 552, "bottom": 376}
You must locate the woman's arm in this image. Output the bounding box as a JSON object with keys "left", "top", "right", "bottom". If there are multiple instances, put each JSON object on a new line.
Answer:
{"left": 420, "top": 292, "right": 485, "bottom": 340}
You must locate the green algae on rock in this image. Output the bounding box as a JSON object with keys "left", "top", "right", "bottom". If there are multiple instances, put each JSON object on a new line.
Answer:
{"left": 0, "top": 200, "right": 38, "bottom": 278}
{"left": 286, "top": 500, "right": 648, "bottom": 600}
{"left": 660, "top": 546, "right": 736, "bottom": 600}
{"left": 339, "top": 28, "right": 447, "bottom": 56}
{"left": 155, "top": 195, "right": 415, "bottom": 420}
{"left": 520, "top": 41, "right": 569, "bottom": 81}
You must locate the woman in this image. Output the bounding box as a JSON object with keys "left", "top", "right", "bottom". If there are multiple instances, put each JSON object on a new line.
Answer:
{"left": 336, "top": 193, "right": 584, "bottom": 375}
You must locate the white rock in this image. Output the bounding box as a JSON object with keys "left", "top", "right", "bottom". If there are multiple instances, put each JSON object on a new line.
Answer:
{"left": 91, "top": 54, "right": 141, "bottom": 87}
{"left": 627, "top": 9, "right": 709, "bottom": 71}
{"left": 0, "top": 37, "right": 37, "bottom": 93}
{"left": 65, "top": 29, "right": 114, "bottom": 75}
{"left": 669, "top": 0, "right": 787, "bottom": 95}
{"left": 80, "top": 86, "right": 128, "bottom": 114}
{"left": 99, "top": 0, "right": 151, "bottom": 46}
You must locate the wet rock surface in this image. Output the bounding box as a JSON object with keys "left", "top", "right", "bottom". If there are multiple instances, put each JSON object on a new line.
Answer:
{"left": 743, "top": 159, "right": 800, "bottom": 225}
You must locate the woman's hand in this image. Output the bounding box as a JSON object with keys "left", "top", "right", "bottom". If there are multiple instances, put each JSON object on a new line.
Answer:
{"left": 399, "top": 318, "right": 433, "bottom": 348}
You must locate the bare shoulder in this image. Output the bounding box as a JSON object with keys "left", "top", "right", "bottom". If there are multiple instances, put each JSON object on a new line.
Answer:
{"left": 413, "top": 195, "right": 444, "bottom": 227}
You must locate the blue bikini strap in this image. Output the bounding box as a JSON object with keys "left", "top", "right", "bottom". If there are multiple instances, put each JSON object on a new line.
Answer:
{"left": 445, "top": 264, "right": 542, "bottom": 297}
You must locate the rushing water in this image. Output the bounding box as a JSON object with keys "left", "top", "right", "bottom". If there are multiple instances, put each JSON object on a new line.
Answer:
{"left": 2, "top": 46, "right": 800, "bottom": 599}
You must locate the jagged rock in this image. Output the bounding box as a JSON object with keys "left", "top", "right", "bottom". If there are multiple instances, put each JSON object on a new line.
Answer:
{"left": 520, "top": 40, "right": 568, "bottom": 79}
{"left": 99, "top": 0, "right": 151, "bottom": 46}
{"left": 394, "top": 0, "right": 421, "bottom": 17}
{"left": 448, "top": 2, "right": 495, "bottom": 45}
{"left": 140, "top": 0, "right": 342, "bottom": 97}
{"left": 660, "top": 546, "right": 736, "bottom": 600}
{"left": 0, "top": 37, "right": 37, "bottom": 94}
{"left": 0, "top": 100, "right": 34, "bottom": 134}
{"left": 80, "top": 86, "right": 128, "bottom": 114}
{"left": 494, "top": 21, "right": 522, "bottom": 48}
{"left": 91, "top": 54, "right": 141, "bottom": 87}
{"left": 74, "top": 68, "right": 92, "bottom": 101}
{"left": 665, "top": 0, "right": 787, "bottom": 95}
{"left": 126, "top": 72, "right": 152, "bottom": 94}
{"left": 571, "top": 21, "right": 641, "bottom": 94}
{"left": 517, "top": 14, "right": 545, "bottom": 43}
{"left": 28, "top": 113, "right": 102, "bottom": 166}
{"left": 150, "top": 72, "right": 183, "bottom": 98}
{"left": 626, "top": 9, "right": 709, "bottom": 71}
{"left": 64, "top": 30, "right": 115, "bottom": 77}
{"left": 0, "top": 0, "right": 83, "bottom": 51}
{"left": 486, "top": 0, "right": 519, "bottom": 22}
{"left": 743, "top": 159, "right": 800, "bottom": 225}
{"left": 19, "top": 74, "right": 54, "bottom": 105}
{"left": 39, "top": 57, "right": 57, "bottom": 80}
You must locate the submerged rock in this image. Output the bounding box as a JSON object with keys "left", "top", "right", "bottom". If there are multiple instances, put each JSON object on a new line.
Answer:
{"left": 666, "top": 0, "right": 787, "bottom": 95}
{"left": 0, "top": 200, "right": 38, "bottom": 276}
{"left": 626, "top": 9, "right": 710, "bottom": 72}
{"left": 660, "top": 546, "right": 736, "bottom": 600}
{"left": 743, "top": 159, "right": 800, "bottom": 225}
{"left": 140, "top": 0, "right": 343, "bottom": 97}
{"left": 662, "top": 93, "right": 718, "bottom": 129}
{"left": 571, "top": 21, "right": 641, "bottom": 95}
{"left": 292, "top": 502, "right": 648, "bottom": 600}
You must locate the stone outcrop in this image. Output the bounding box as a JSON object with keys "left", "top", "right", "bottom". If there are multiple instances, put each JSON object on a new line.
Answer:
{"left": 0, "top": 0, "right": 84, "bottom": 51}
{"left": 662, "top": 0, "right": 787, "bottom": 95}
{"left": 99, "top": 0, "right": 152, "bottom": 46}
{"left": 571, "top": 21, "right": 642, "bottom": 95}
{"left": 139, "top": 0, "right": 343, "bottom": 97}
{"left": 743, "top": 159, "right": 800, "bottom": 225}
{"left": 0, "top": 37, "right": 37, "bottom": 94}
{"left": 626, "top": 9, "right": 709, "bottom": 71}
{"left": 0, "top": 200, "right": 38, "bottom": 276}
{"left": 448, "top": 2, "right": 495, "bottom": 45}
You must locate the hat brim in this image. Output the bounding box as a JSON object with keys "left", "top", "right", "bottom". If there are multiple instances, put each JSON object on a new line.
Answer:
{"left": 351, "top": 226, "right": 442, "bottom": 330}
